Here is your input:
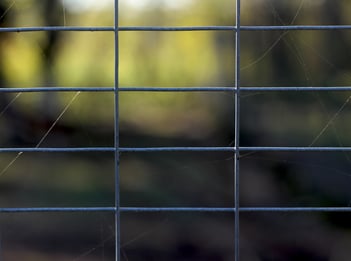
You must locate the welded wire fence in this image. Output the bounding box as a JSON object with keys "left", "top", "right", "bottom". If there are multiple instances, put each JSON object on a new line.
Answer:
{"left": 2, "top": 0, "right": 351, "bottom": 260}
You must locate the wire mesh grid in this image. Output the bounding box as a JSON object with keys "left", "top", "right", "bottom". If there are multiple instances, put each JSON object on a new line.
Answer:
{"left": 2, "top": 0, "right": 351, "bottom": 260}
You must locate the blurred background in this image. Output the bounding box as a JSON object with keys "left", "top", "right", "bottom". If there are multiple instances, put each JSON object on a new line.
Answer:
{"left": 1, "top": 0, "right": 351, "bottom": 260}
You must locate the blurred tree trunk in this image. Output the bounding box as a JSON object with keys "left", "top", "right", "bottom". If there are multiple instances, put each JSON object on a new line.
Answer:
{"left": 322, "top": 1, "right": 351, "bottom": 83}
{"left": 0, "top": 1, "right": 65, "bottom": 146}
{"left": 40, "top": 0, "right": 64, "bottom": 119}
{"left": 0, "top": 3, "right": 8, "bottom": 87}
{"left": 0, "top": 2, "right": 28, "bottom": 146}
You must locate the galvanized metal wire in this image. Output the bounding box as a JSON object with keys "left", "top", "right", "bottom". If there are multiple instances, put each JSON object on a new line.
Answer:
{"left": 1, "top": 207, "right": 351, "bottom": 213}
{"left": 2, "top": 86, "right": 351, "bottom": 93}
{"left": 2, "top": 25, "right": 351, "bottom": 33}
{"left": 114, "top": 1, "right": 121, "bottom": 259}
{"left": 234, "top": 0, "right": 241, "bottom": 259}
{"left": 2, "top": 147, "right": 351, "bottom": 153}
{"left": 2, "top": 1, "right": 351, "bottom": 260}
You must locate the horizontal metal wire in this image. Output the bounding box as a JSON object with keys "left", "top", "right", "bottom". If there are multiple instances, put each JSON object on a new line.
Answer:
{"left": 121, "top": 25, "right": 351, "bottom": 31}
{"left": 122, "top": 86, "right": 351, "bottom": 92}
{"left": 121, "top": 87, "right": 235, "bottom": 92}
{"left": 0, "top": 87, "right": 235, "bottom": 93}
{"left": 122, "top": 207, "right": 234, "bottom": 212}
{"left": 2, "top": 147, "right": 351, "bottom": 153}
{"left": 0, "top": 147, "right": 115, "bottom": 153}
{"left": 241, "top": 86, "right": 351, "bottom": 92}
{"left": 240, "top": 147, "right": 351, "bottom": 152}
{"left": 0, "top": 147, "right": 234, "bottom": 153}
{"left": 242, "top": 25, "right": 351, "bottom": 31}
{"left": 0, "top": 87, "right": 114, "bottom": 93}
{"left": 2, "top": 86, "right": 351, "bottom": 93}
{"left": 243, "top": 207, "right": 351, "bottom": 212}
{"left": 0, "top": 26, "right": 115, "bottom": 32}
{"left": 123, "top": 207, "right": 351, "bottom": 212}
{"left": 0, "top": 26, "right": 235, "bottom": 33}
{"left": 120, "top": 147, "right": 235, "bottom": 152}
{"left": 2, "top": 25, "right": 351, "bottom": 33}
{"left": 1, "top": 207, "right": 351, "bottom": 213}
{"left": 120, "top": 26, "right": 236, "bottom": 31}
{"left": 0, "top": 207, "right": 116, "bottom": 213}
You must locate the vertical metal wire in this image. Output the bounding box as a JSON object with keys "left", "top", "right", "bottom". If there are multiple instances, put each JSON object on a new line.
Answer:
{"left": 114, "top": 0, "right": 121, "bottom": 260}
{"left": 234, "top": 0, "right": 241, "bottom": 260}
